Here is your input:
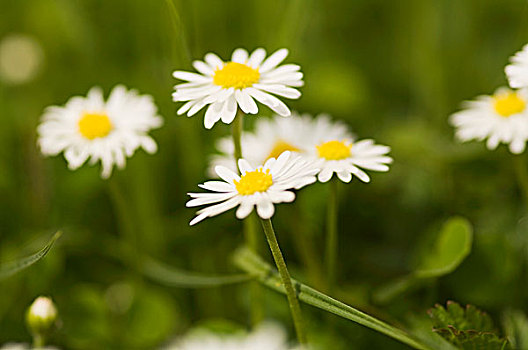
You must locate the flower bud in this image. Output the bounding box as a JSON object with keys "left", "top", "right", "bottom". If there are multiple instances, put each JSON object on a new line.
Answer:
{"left": 25, "top": 296, "right": 57, "bottom": 336}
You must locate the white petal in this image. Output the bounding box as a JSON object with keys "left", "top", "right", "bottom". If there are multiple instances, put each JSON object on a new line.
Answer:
{"left": 236, "top": 202, "right": 254, "bottom": 219}
{"left": 192, "top": 60, "right": 214, "bottom": 75}
{"left": 232, "top": 48, "right": 249, "bottom": 63}
{"left": 260, "top": 48, "right": 289, "bottom": 73}
{"left": 172, "top": 71, "right": 210, "bottom": 82}
{"left": 235, "top": 89, "right": 258, "bottom": 114}
{"left": 198, "top": 181, "right": 234, "bottom": 192}
{"left": 204, "top": 53, "right": 224, "bottom": 70}
{"left": 252, "top": 84, "right": 301, "bottom": 99}
{"left": 248, "top": 48, "right": 266, "bottom": 67}
{"left": 256, "top": 199, "right": 275, "bottom": 219}
{"left": 238, "top": 158, "right": 254, "bottom": 174}
{"left": 245, "top": 88, "right": 290, "bottom": 116}
{"left": 215, "top": 165, "right": 240, "bottom": 183}
{"left": 318, "top": 167, "right": 334, "bottom": 183}
{"left": 336, "top": 171, "right": 352, "bottom": 183}
{"left": 220, "top": 95, "right": 238, "bottom": 124}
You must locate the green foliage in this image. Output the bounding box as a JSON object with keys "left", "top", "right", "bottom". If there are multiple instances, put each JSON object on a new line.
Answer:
{"left": 428, "top": 302, "right": 510, "bottom": 350}
{"left": 373, "top": 217, "right": 473, "bottom": 303}
{"left": 502, "top": 310, "right": 528, "bottom": 349}
{"left": 141, "top": 256, "right": 253, "bottom": 288}
{"left": 233, "top": 247, "right": 432, "bottom": 350}
{"left": 415, "top": 217, "right": 473, "bottom": 278}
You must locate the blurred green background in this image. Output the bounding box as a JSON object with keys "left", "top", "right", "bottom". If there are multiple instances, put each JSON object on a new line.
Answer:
{"left": 1, "top": 0, "right": 528, "bottom": 349}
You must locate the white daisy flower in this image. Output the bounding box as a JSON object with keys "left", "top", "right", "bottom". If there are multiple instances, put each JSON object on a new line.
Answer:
{"left": 506, "top": 44, "right": 528, "bottom": 88}
{"left": 281, "top": 114, "right": 391, "bottom": 183}
{"left": 187, "top": 151, "right": 319, "bottom": 225}
{"left": 209, "top": 113, "right": 349, "bottom": 175}
{"left": 162, "top": 322, "right": 296, "bottom": 350}
{"left": 38, "top": 85, "right": 163, "bottom": 178}
{"left": 449, "top": 87, "right": 528, "bottom": 154}
{"left": 172, "top": 48, "right": 303, "bottom": 129}
{"left": 0, "top": 344, "right": 59, "bottom": 350}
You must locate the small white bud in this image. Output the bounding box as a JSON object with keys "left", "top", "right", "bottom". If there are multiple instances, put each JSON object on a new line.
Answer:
{"left": 26, "top": 297, "right": 58, "bottom": 336}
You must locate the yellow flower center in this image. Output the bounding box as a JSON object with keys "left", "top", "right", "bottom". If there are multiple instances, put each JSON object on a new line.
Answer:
{"left": 235, "top": 168, "right": 273, "bottom": 195}
{"left": 493, "top": 91, "right": 526, "bottom": 117}
{"left": 317, "top": 140, "right": 352, "bottom": 160}
{"left": 267, "top": 140, "right": 300, "bottom": 160}
{"left": 213, "top": 62, "right": 260, "bottom": 89}
{"left": 78, "top": 112, "right": 113, "bottom": 140}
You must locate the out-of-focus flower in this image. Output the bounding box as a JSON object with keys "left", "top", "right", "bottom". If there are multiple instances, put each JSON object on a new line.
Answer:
{"left": 0, "top": 33, "right": 43, "bottom": 85}
{"left": 310, "top": 138, "right": 392, "bottom": 183}
{"left": 449, "top": 87, "right": 528, "bottom": 154}
{"left": 37, "top": 85, "right": 163, "bottom": 178}
{"left": 0, "top": 343, "right": 59, "bottom": 350}
{"left": 209, "top": 113, "right": 391, "bottom": 184}
{"left": 506, "top": 44, "right": 528, "bottom": 88}
{"left": 173, "top": 48, "right": 303, "bottom": 129}
{"left": 187, "top": 151, "right": 319, "bottom": 225}
{"left": 162, "top": 322, "right": 297, "bottom": 350}
{"left": 26, "top": 297, "right": 57, "bottom": 335}
{"left": 209, "top": 113, "right": 348, "bottom": 174}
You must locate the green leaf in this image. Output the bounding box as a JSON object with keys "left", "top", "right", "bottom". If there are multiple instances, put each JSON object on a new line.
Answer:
{"left": 373, "top": 217, "right": 473, "bottom": 304}
{"left": 0, "top": 231, "right": 62, "bottom": 281}
{"left": 502, "top": 310, "right": 528, "bottom": 350}
{"left": 415, "top": 217, "right": 473, "bottom": 278}
{"left": 141, "top": 256, "right": 254, "bottom": 288}
{"left": 428, "top": 301, "right": 510, "bottom": 350}
{"left": 232, "top": 247, "right": 434, "bottom": 350}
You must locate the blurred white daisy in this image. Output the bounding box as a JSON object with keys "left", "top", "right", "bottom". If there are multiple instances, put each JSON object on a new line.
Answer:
{"left": 187, "top": 151, "right": 319, "bottom": 225}
{"left": 449, "top": 87, "right": 528, "bottom": 154}
{"left": 162, "top": 322, "right": 295, "bottom": 350}
{"left": 0, "top": 344, "right": 59, "bottom": 350}
{"left": 38, "top": 85, "right": 163, "bottom": 178}
{"left": 506, "top": 44, "right": 528, "bottom": 88}
{"left": 172, "top": 48, "right": 303, "bottom": 129}
{"left": 297, "top": 115, "right": 391, "bottom": 183}
{"left": 209, "top": 113, "right": 349, "bottom": 175}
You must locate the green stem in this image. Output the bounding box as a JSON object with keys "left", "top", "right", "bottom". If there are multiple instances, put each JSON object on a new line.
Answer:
{"left": 232, "top": 111, "right": 244, "bottom": 162}
{"left": 107, "top": 179, "right": 139, "bottom": 272}
{"left": 513, "top": 154, "right": 528, "bottom": 207}
{"left": 290, "top": 208, "right": 325, "bottom": 290}
{"left": 325, "top": 179, "right": 339, "bottom": 292}
{"left": 32, "top": 333, "right": 45, "bottom": 348}
{"left": 232, "top": 111, "right": 263, "bottom": 325}
{"left": 260, "top": 218, "right": 307, "bottom": 344}
{"left": 233, "top": 247, "right": 433, "bottom": 350}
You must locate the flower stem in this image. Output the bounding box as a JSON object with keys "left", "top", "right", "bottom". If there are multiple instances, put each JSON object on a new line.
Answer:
{"left": 232, "top": 111, "right": 263, "bottom": 325}
{"left": 108, "top": 179, "right": 139, "bottom": 272}
{"left": 32, "top": 333, "right": 45, "bottom": 348}
{"left": 513, "top": 154, "right": 528, "bottom": 207}
{"left": 232, "top": 111, "right": 244, "bottom": 162}
{"left": 260, "top": 218, "right": 307, "bottom": 344}
{"left": 233, "top": 247, "right": 432, "bottom": 350}
{"left": 325, "top": 179, "right": 339, "bottom": 293}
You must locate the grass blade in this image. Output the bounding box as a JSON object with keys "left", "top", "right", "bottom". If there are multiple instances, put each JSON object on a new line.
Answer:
{"left": 142, "top": 256, "right": 254, "bottom": 288}
{"left": 0, "top": 231, "right": 62, "bottom": 281}
{"left": 233, "top": 247, "right": 435, "bottom": 350}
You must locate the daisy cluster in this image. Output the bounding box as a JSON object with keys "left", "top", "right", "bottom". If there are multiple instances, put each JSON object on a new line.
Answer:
{"left": 450, "top": 45, "right": 528, "bottom": 154}
{"left": 169, "top": 48, "right": 393, "bottom": 225}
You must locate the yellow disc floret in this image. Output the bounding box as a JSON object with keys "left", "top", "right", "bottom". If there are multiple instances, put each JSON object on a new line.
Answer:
{"left": 78, "top": 112, "right": 113, "bottom": 140}
{"left": 235, "top": 168, "right": 273, "bottom": 195}
{"left": 213, "top": 62, "right": 260, "bottom": 89}
{"left": 267, "top": 140, "right": 300, "bottom": 160}
{"left": 493, "top": 91, "right": 526, "bottom": 117}
{"left": 317, "top": 140, "right": 352, "bottom": 160}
